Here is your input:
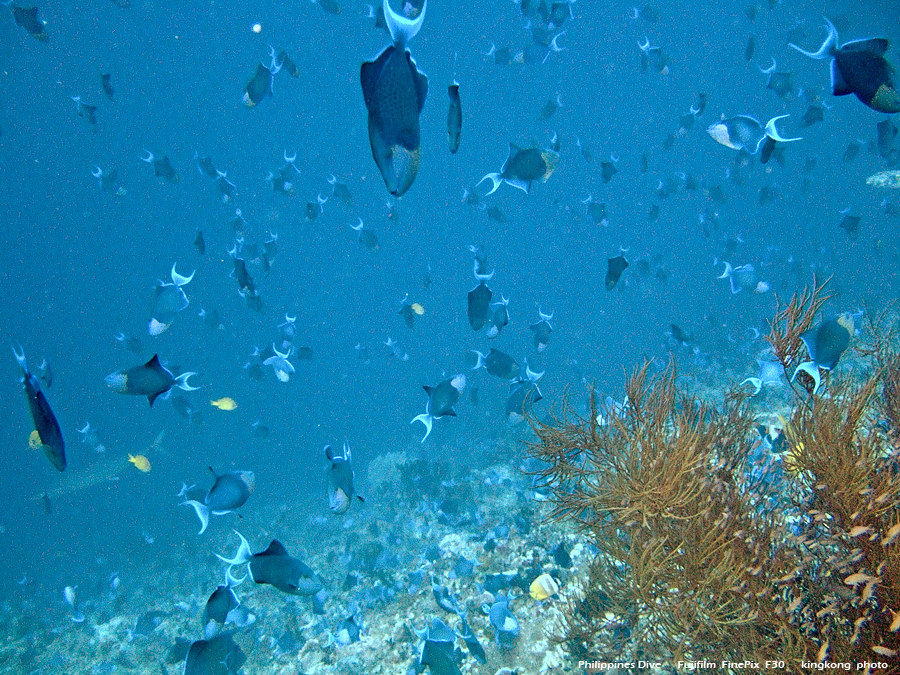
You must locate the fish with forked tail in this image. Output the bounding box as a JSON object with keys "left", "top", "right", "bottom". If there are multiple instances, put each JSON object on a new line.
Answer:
{"left": 13, "top": 346, "right": 65, "bottom": 471}
{"left": 361, "top": 0, "right": 429, "bottom": 195}
{"left": 105, "top": 354, "right": 200, "bottom": 406}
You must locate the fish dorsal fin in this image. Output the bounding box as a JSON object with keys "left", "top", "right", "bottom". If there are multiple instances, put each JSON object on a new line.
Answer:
{"left": 208, "top": 466, "right": 219, "bottom": 479}
{"left": 146, "top": 354, "right": 162, "bottom": 370}
{"left": 831, "top": 60, "right": 853, "bottom": 96}
{"left": 384, "top": 0, "right": 426, "bottom": 49}
{"left": 841, "top": 38, "right": 889, "bottom": 55}
{"left": 258, "top": 540, "right": 289, "bottom": 558}
{"left": 423, "top": 385, "right": 434, "bottom": 396}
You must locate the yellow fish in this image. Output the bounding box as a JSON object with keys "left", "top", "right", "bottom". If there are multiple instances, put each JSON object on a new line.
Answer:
{"left": 128, "top": 454, "right": 151, "bottom": 472}
{"left": 29, "top": 430, "right": 43, "bottom": 450}
{"left": 411, "top": 302, "right": 425, "bottom": 316}
{"left": 529, "top": 573, "right": 560, "bottom": 601}
{"left": 211, "top": 397, "right": 238, "bottom": 411}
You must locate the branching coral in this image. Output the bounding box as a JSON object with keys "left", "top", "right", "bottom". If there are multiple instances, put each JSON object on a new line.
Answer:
{"left": 527, "top": 281, "right": 900, "bottom": 670}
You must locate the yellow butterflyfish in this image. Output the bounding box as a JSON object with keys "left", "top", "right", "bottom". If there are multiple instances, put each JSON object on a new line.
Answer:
{"left": 29, "top": 430, "right": 43, "bottom": 450}
{"left": 529, "top": 573, "right": 560, "bottom": 601}
{"left": 128, "top": 454, "right": 152, "bottom": 472}
{"left": 211, "top": 397, "right": 238, "bottom": 411}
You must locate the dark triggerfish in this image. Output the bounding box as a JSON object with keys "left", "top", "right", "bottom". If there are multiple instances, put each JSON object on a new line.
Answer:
{"left": 105, "top": 354, "right": 200, "bottom": 406}
{"left": 217, "top": 532, "right": 323, "bottom": 596}
{"left": 12, "top": 6, "right": 48, "bottom": 41}
{"left": 325, "top": 441, "right": 364, "bottom": 514}
{"left": 479, "top": 142, "right": 559, "bottom": 195}
{"left": 361, "top": 0, "right": 429, "bottom": 196}
{"left": 13, "top": 346, "right": 65, "bottom": 471}
{"left": 411, "top": 374, "right": 465, "bottom": 443}
{"left": 791, "top": 313, "right": 853, "bottom": 394}
{"left": 790, "top": 18, "right": 900, "bottom": 114}
{"left": 182, "top": 467, "right": 256, "bottom": 534}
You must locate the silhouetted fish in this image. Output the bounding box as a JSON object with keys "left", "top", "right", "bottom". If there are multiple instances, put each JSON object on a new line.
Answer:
{"left": 790, "top": 18, "right": 900, "bottom": 113}
{"left": 361, "top": 0, "right": 429, "bottom": 195}
{"left": 14, "top": 346, "right": 65, "bottom": 471}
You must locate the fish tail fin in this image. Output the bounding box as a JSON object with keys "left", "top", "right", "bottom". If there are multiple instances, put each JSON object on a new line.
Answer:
{"left": 384, "top": 0, "right": 426, "bottom": 48}
{"left": 791, "top": 361, "right": 822, "bottom": 394}
{"left": 477, "top": 173, "right": 502, "bottom": 196}
{"left": 170, "top": 263, "right": 195, "bottom": 286}
{"left": 764, "top": 115, "right": 802, "bottom": 143}
{"left": 216, "top": 530, "right": 252, "bottom": 565}
{"left": 411, "top": 413, "right": 433, "bottom": 443}
{"left": 788, "top": 17, "right": 837, "bottom": 60}
{"left": 225, "top": 564, "right": 246, "bottom": 587}
{"left": 740, "top": 377, "right": 763, "bottom": 395}
{"left": 181, "top": 500, "right": 210, "bottom": 534}
{"left": 175, "top": 372, "right": 201, "bottom": 391}
{"left": 11, "top": 344, "right": 26, "bottom": 370}
{"left": 470, "top": 350, "right": 485, "bottom": 370}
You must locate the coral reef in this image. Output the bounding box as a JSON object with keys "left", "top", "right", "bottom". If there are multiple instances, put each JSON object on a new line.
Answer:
{"left": 527, "top": 282, "right": 900, "bottom": 671}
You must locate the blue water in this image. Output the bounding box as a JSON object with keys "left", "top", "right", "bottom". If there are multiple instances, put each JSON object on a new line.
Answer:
{"left": 0, "top": 0, "right": 897, "bottom": 666}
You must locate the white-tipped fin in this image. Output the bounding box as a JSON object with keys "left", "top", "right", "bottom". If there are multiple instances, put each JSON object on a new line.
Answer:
{"left": 140, "top": 150, "right": 154, "bottom": 163}
{"left": 411, "top": 413, "right": 433, "bottom": 443}
{"left": 11, "top": 345, "right": 26, "bottom": 370}
{"left": 351, "top": 217, "right": 364, "bottom": 232}
{"left": 182, "top": 500, "right": 210, "bottom": 534}
{"left": 758, "top": 57, "right": 776, "bottom": 74}
{"left": 216, "top": 531, "right": 253, "bottom": 566}
{"left": 225, "top": 565, "right": 246, "bottom": 587}
{"left": 477, "top": 172, "right": 503, "bottom": 196}
{"left": 170, "top": 263, "right": 195, "bottom": 287}
{"left": 384, "top": 0, "right": 426, "bottom": 48}
{"left": 788, "top": 18, "right": 838, "bottom": 60}
{"left": 473, "top": 260, "right": 495, "bottom": 282}
{"left": 764, "top": 115, "right": 802, "bottom": 143}
{"left": 791, "top": 361, "right": 822, "bottom": 394}
{"left": 470, "top": 350, "right": 486, "bottom": 370}
{"left": 740, "top": 377, "right": 763, "bottom": 395}
{"left": 175, "top": 372, "right": 201, "bottom": 391}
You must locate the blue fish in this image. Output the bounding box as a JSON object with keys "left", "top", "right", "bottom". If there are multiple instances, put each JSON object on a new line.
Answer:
{"left": 790, "top": 18, "right": 900, "bottom": 114}
{"left": 13, "top": 346, "right": 65, "bottom": 471}
{"left": 360, "top": 0, "right": 428, "bottom": 196}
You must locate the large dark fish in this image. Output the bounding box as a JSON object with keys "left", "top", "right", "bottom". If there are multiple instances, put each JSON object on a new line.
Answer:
{"left": 202, "top": 567, "right": 255, "bottom": 638}
{"left": 467, "top": 264, "right": 494, "bottom": 331}
{"left": 184, "top": 632, "right": 246, "bottom": 675}
{"left": 105, "top": 354, "right": 200, "bottom": 406}
{"left": 12, "top": 5, "right": 47, "bottom": 41}
{"left": 217, "top": 533, "right": 323, "bottom": 596}
{"left": 606, "top": 255, "right": 629, "bottom": 290}
{"left": 360, "top": 0, "right": 428, "bottom": 196}
{"left": 471, "top": 348, "right": 520, "bottom": 380}
{"left": 182, "top": 468, "right": 256, "bottom": 534}
{"left": 791, "top": 314, "right": 853, "bottom": 394}
{"left": 411, "top": 374, "right": 465, "bottom": 442}
{"left": 244, "top": 47, "right": 281, "bottom": 107}
{"left": 325, "top": 441, "right": 363, "bottom": 514}
{"left": 13, "top": 346, "right": 65, "bottom": 471}
{"left": 790, "top": 18, "right": 900, "bottom": 114}
{"left": 447, "top": 80, "right": 461, "bottom": 154}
